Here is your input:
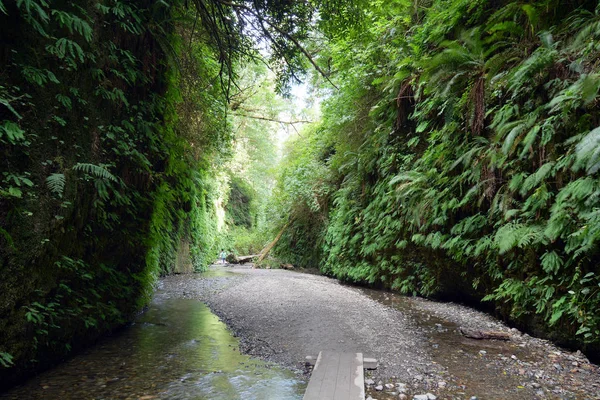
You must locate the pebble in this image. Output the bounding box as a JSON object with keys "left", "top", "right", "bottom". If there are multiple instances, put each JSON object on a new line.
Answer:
{"left": 470, "top": 397, "right": 478, "bottom": 400}
{"left": 375, "top": 385, "right": 384, "bottom": 391}
{"left": 399, "top": 395, "right": 408, "bottom": 400}
{"left": 413, "top": 394, "right": 437, "bottom": 400}
{"left": 438, "top": 381, "right": 446, "bottom": 388}
{"left": 479, "top": 350, "right": 487, "bottom": 355}
{"left": 385, "top": 383, "right": 395, "bottom": 390}
{"left": 365, "top": 379, "right": 375, "bottom": 385}
{"left": 414, "top": 375, "right": 423, "bottom": 381}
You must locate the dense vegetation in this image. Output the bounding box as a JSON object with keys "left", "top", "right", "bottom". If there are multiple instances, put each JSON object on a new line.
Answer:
{"left": 272, "top": 0, "right": 600, "bottom": 357}
{"left": 0, "top": 0, "right": 355, "bottom": 388}
{"left": 2, "top": 0, "right": 600, "bottom": 388}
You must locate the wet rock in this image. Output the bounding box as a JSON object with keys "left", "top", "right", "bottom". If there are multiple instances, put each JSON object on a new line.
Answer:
{"left": 413, "top": 394, "right": 436, "bottom": 400}
{"left": 553, "top": 363, "right": 563, "bottom": 371}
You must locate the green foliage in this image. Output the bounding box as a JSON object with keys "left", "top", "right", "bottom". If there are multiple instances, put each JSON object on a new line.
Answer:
{"left": 274, "top": 0, "right": 600, "bottom": 354}
{"left": 226, "top": 176, "right": 257, "bottom": 228}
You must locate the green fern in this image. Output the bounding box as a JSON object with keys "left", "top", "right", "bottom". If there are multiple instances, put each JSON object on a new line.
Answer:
{"left": 72, "top": 163, "right": 117, "bottom": 182}
{"left": 46, "top": 173, "right": 65, "bottom": 198}
{"left": 575, "top": 126, "right": 600, "bottom": 174}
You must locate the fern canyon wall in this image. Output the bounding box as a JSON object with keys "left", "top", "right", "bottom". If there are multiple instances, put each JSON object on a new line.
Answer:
{"left": 2, "top": 0, "right": 600, "bottom": 390}
{"left": 0, "top": 0, "right": 228, "bottom": 386}
{"left": 271, "top": 0, "right": 600, "bottom": 361}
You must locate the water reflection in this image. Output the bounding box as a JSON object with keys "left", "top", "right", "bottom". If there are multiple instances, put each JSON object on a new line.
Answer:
{"left": 2, "top": 296, "right": 305, "bottom": 400}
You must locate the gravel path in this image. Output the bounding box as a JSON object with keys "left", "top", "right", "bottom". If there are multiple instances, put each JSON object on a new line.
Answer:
{"left": 160, "top": 265, "right": 600, "bottom": 400}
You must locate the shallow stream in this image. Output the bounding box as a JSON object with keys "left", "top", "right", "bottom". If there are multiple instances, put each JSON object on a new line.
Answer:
{"left": 1, "top": 279, "right": 305, "bottom": 400}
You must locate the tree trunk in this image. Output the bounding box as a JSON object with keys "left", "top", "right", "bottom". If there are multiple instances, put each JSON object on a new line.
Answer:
{"left": 257, "top": 222, "right": 289, "bottom": 263}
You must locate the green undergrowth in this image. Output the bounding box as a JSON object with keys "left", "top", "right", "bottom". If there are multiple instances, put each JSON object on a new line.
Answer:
{"left": 274, "top": 0, "right": 600, "bottom": 357}
{"left": 0, "top": 0, "right": 226, "bottom": 387}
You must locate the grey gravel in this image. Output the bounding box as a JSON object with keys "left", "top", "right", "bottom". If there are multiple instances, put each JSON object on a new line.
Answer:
{"left": 163, "top": 265, "right": 439, "bottom": 383}
{"left": 160, "top": 265, "right": 600, "bottom": 400}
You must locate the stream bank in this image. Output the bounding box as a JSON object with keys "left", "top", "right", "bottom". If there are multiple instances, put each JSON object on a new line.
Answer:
{"left": 181, "top": 265, "right": 600, "bottom": 400}
{"left": 3, "top": 265, "right": 599, "bottom": 399}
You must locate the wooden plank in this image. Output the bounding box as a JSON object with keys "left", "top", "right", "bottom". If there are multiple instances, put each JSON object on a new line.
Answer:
{"left": 303, "top": 351, "right": 364, "bottom": 400}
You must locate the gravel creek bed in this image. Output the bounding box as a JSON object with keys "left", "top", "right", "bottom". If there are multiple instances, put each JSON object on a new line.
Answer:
{"left": 162, "top": 265, "right": 600, "bottom": 400}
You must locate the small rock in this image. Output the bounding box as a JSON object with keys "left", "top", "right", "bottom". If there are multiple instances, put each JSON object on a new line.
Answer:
{"left": 399, "top": 395, "right": 408, "bottom": 400}
{"left": 438, "top": 381, "right": 446, "bottom": 388}
{"left": 470, "top": 397, "right": 478, "bottom": 400}
{"left": 511, "top": 355, "right": 518, "bottom": 360}
{"left": 375, "top": 385, "right": 384, "bottom": 391}
{"left": 572, "top": 361, "right": 579, "bottom": 367}
{"left": 553, "top": 363, "right": 563, "bottom": 371}
{"left": 365, "top": 379, "right": 375, "bottom": 386}
{"left": 385, "top": 383, "right": 395, "bottom": 390}
{"left": 479, "top": 350, "right": 487, "bottom": 355}
{"left": 413, "top": 394, "right": 436, "bottom": 400}
{"left": 414, "top": 375, "right": 423, "bottom": 381}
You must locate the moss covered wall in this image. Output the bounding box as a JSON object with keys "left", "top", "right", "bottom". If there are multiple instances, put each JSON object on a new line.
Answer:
{"left": 0, "top": 0, "right": 223, "bottom": 388}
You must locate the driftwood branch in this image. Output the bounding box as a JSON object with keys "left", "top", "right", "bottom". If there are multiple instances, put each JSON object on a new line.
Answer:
{"left": 459, "top": 328, "right": 511, "bottom": 341}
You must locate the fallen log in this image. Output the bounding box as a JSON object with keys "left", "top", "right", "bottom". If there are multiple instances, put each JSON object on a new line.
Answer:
{"left": 237, "top": 254, "right": 260, "bottom": 264}
{"left": 257, "top": 222, "right": 289, "bottom": 263}
{"left": 459, "top": 327, "right": 511, "bottom": 341}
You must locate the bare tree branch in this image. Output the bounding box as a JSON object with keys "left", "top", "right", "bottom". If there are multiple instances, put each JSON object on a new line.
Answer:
{"left": 214, "top": 0, "right": 339, "bottom": 90}
{"left": 232, "top": 112, "right": 314, "bottom": 125}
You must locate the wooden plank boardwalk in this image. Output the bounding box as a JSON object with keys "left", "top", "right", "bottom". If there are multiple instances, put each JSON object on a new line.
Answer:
{"left": 303, "top": 351, "right": 365, "bottom": 400}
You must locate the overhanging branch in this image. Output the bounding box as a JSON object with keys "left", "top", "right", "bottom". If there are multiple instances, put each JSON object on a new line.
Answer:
{"left": 232, "top": 112, "right": 314, "bottom": 125}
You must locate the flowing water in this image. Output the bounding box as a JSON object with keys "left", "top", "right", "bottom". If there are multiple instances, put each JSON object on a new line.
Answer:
{"left": 1, "top": 280, "right": 305, "bottom": 400}
{"left": 362, "top": 288, "right": 555, "bottom": 399}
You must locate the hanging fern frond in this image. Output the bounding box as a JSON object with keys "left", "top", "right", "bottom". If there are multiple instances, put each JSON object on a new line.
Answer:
{"left": 72, "top": 163, "right": 118, "bottom": 182}
{"left": 575, "top": 126, "right": 600, "bottom": 174}
{"left": 46, "top": 173, "right": 65, "bottom": 198}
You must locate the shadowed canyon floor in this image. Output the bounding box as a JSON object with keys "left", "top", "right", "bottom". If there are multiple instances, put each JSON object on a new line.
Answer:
{"left": 2, "top": 264, "right": 600, "bottom": 399}
{"left": 170, "top": 265, "right": 600, "bottom": 400}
